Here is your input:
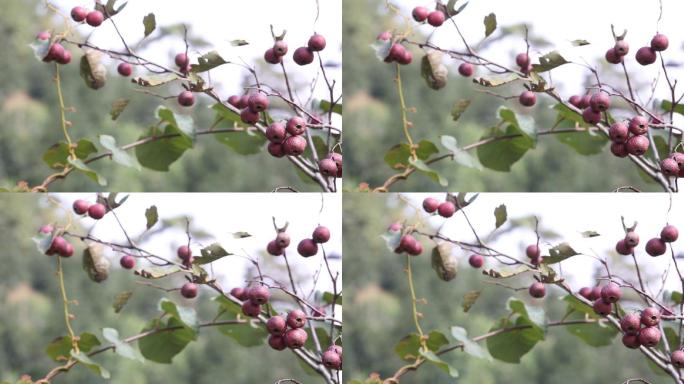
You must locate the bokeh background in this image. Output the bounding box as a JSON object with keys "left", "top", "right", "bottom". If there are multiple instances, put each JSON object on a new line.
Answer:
{"left": 343, "top": 0, "right": 684, "bottom": 192}
{"left": 0, "top": 192, "right": 341, "bottom": 383}
{"left": 344, "top": 192, "right": 683, "bottom": 383}
{"left": 0, "top": 0, "right": 341, "bottom": 192}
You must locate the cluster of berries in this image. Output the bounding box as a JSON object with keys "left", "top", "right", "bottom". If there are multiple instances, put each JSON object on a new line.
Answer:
{"left": 615, "top": 225, "right": 678, "bottom": 257}
{"left": 70, "top": 6, "right": 105, "bottom": 27}
{"left": 411, "top": 6, "right": 446, "bottom": 27}
{"left": 263, "top": 117, "right": 308, "bottom": 158}
{"left": 264, "top": 34, "right": 327, "bottom": 66}
{"left": 266, "top": 226, "right": 331, "bottom": 258}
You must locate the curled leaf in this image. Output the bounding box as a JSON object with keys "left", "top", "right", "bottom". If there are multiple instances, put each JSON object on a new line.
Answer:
{"left": 80, "top": 50, "right": 107, "bottom": 90}
{"left": 431, "top": 243, "right": 457, "bottom": 281}
{"left": 83, "top": 244, "right": 110, "bottom": 283}
{"left": 421, "top": 52, "right": 448, "bottom": 90}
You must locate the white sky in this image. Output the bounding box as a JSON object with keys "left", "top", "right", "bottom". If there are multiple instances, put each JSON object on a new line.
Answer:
{"left": 48, "top": 193, "right": 342, "bottom": 302}
{"left": 49, "top": 0, "right": 342, "bottom": 118}
{"left": 396, "top": 0, "right": 684, "bottom": 125}
{"left": 399, "top": 193, "right": 684, "bottom": 301}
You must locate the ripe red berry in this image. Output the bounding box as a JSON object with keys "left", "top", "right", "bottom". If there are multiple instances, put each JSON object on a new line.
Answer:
{"left": 437, "top": 201, "right": 456, "bottom": 218}
{"left": 468, "top": 254, "right": 484, "bottom": 268}
{"left": 37, "top": 31, "right": 51, "bottom": 41}
{"left": 227, "top": 95, "right": 241, "bottom": 108}
{"left": 412, "top": 6, "right": 429, "bottom": 22}
{"left": 230, "top": 287, "right": 248, "bottom": 301}
{"left": 264, "top": 48, "right": 282, "bottom": 64}
{"left": 519, "top": 91, "right": 536, "bottom": 107}
{"left": 615, "top": 239, "right": 633, "bottom": 255}
{"left": 88, "top": 203, "right": 106, "bottom": 219}
{"left": 624, "top": 231, "right": 639, "bottom": 247}
{"left": 427, "top": 11, "right": 445, "bottom": 27}
{"left": 177, "top": 245, "right": 191, "bottom": 260}
{"left": 645, "top": 237, "right": 667, "bottom": 256}
{"left": 589, "top": 93, "right": 611, "bottom": 112}
{"left": 610, "top": 142, "right": 629, "bottom": 158}
{"left": 638, "top": 326, "right": 661, "bottom": 347}
{"left": 458, "top": 62, "right": 474, "bottom": 77}
{"left": 44, "top": 43, "right": 65, "bottom": 62}
{"left": 297, "top": 238, "right": 318, "bottom": 257}
{"left": 267, "top": 315, "right": 287, "bottom": 335}
{"left": 39, "top": 225, "right": 54, "bottom": 234}
{"left": 267, "top": 240, "right": 284, "bottom": 256}
{"left": 641, "top": 307, "right": 661, "bottom": 326}
{"left": 396, "top": 49, "right": 413, "bottom": 65}
{"left": 589, "top": 286, "right": 602, "bottom": 301}
{"left": 661, "top": 158, "right": 680, "bottom": 177}
{"left": 578, "top": 95, "right": 592, "bottom": 109}
{"left": 120, "top": 255, "right": 136, "bottom": 269}
{"left": 181, "top": 282, "right": 198, "bottom": 299}
{"left": 377, "top": 31, "right": 392, "bottom": 41}
{"left": 248, "top": 93, "right": 269, "bottom": 113}
{"left": 608, "top": 122, "right": 628, "bottom": 143}
{"left": 117, "top": 62, "right": 133, "bottom": 77}
{"left": 86, "top": 10, "right": 104, "bottom": 27}
{"left": 307, "top": 34, "right": 326, "bottom": 52}
{"left": 579, "top": 287, "right": 592, "bottom": 300}
{"left": 312, "top": 226, "right": 331, "bottom": 243}
{"left": 568, "top": 95, "right": 582, "bottom": 109}
{"left": 600, "top": 282, "right": 622, "bottom": 303}
{"left": 286, "top": 117, "right": 307, "bottom": 136}
{"left": 604, "top": 48, "right": 623, "bottom": 64}
{"left": 293, "top": 47, "right": 314, "bottom": 65}
{"left": 178, "top": 91, "right": 195, "bottom": 107}
{"left": 71, "top": 6, "right": 88, "bottom": 22}
{"left": 650, "top": 33, "right": 669, "bottom": 52}
{"left": 276, "top": 232, "right": 291, "bottom": 248}
{"left": 47, "top": 236, "right": 68, "bottom": 256}
{"left": 515, "top": 53, "right": 530, "bottom": 68}
{"left": 326, "top": 152, "right": 343, "bottom": 177}
{"left": 661, "top": 225, "right": 679, "bottom": 243}
{"left": 175, "top": 53, "right": 189, "bottom": 68}
{"left": 284, "top": 328, "right": 308, "bottom": 349}
{"left": 236, "top": 95, "right": 250, "bottom": 109}
{"left": 386, "top": 44, "right": 406, "bottom": 63}
{"left": 422, "top": 197, "right": 440, "bottom": 213}
{"left": 526, "top": 244, "right": 540, "bottom": 259}
{"left": 625, "top": 135, "right": 649, "bottom": 156}
{"left": 672, "top": 351, "right": 684, "bottom": 368}
{"left": 73, "top": 199, "right": 90, "bottom": 215}
{"left": 322, "top": 350, "right": 342, "bottom": 370}
{"left": 395, "top": 234, "right": 416, "bottom": 254}
{"left": 593, "top": 299, "right": 612, "bottom": 316}
{"left": 273, "top": 40, "right": 288, "bottom": 56}
{"left": 635, "top": 46, "right": 657, "bottom": 65}
{"left": 529, "top": 282, "right": 546, "bottom": 298}
{"left": 283, "top": 136, "right": 307, "bottom": 156}
{"left": 628, "top": 116, "right": 649, "bottom": 135}
{"left": 266, "top": 123, "right": 286, "bottom": 143}
{"left": 622, "top": 334, "right": 641, "bottom": 349}
{"left": 582, "top": 107, "right": 601, "bottom": 125}
{"left": 268, "top": 334, "right": 287, "bottom": 351}
{"left": 406, "top": 240, "right": 423, "bottom": 256}
{"left": 620, "top": 313, "right": 641, "bottom": 334}
{"left": 670, "top": 153, "right": 684, "bottom": 176}
{"left": 240, "top": 108, "right": 260, "bottom": 125}
{"left": 241, "top": 300, "right": 261, "bottom": 317}
{"left": 614, "top": 40, "right": 629, "bottom": 56}
{"left": 248, "top": 285, "right": 270, "bottom": 305}
{"left": 58, "top": 242, "right": 74, "bottom": 258}
{"left": 287, "top": 309, "right": 307, "bottom": 328}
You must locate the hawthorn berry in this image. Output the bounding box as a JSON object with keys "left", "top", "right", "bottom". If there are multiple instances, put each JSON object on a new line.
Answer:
{"left": 458, "top": 62, "right": 474, "bottom": 77}
{"left": 312, "top": 226, "right": 331, "bottom": 243}
{"left": 635, "top": 46, "right": 657, "bottom": 65}
{"left": 37, "top": 31, "right": 51, "bottom": 41}
{"left": 45, "top": 43, "right": 65, "bottom": 62}
{"left": 615, "top": 239, "right": 633, "bottom": 255}
{"left": 569, "top": 95, "right": 583, "bottom": 109}
{"left": 283, "top": 136, "right": 307, "bottom": 156}
{"left": 248, "top": 285, "right": 270, "bottom": 305}
{"left": 181, "top": 282, "right": 198, "bottom": 299}
{"left": 86, "top": 10, "right": 104, "bottom": 27}
{"left": 264, "top": 48, "right": 282, "bottom": 64}
{"left": 423, "top": 197, "right": 440, "bottom": 213}
{"left": 227, "top": 95, "right": 241, "bottom": 108}
{"left": 641, "top": 307, "right": 661, "bottom": 327}
{"left": 412, "top": 6, "right": 429, "bottom": 22}
{"left": 407, "top": 240, "right": 424, "bottom": 256}
{"left": 427, "top": 11, "right": 445, "bottom": 27}
{"left": 268, "top": 334, "right": 287, "bottom": 351}
{"left": 120, "top": 255, "right": 135, "bottom": 269}
{"left": 47, "top": 236, "right": 68, "bottom": 256}
{"left": 175, "top": 53, "right": 189, "bottom": 68}
{"left": 620, "top": 313, "right": 641, "bottom": 334}
{"left": 326, "top": 153, "right": 343, "bottom": 177}
{"left": 529, "top": 282, "right": 546, "bottom": 298}
{"left": 600, "top": 282, "right": 622, "bottom": 303}
{"left": 672, "top": 350, "right": 684, "bottom": 368}
{"left": 622, "top": 334, "right": 641, "bottom": 349}
{"left": 614, "top": 40, "right": 629, "bottom": 56}
{"left": 515, "top": 53, "right": 530, "bottom": 68}
{"left": 386, "top": 44, "right": 406, "bottom": 63}
{"left": 605, "top": 48, "right": 623, "bottom": 64}
{"left": 240, "top": 108, "right": 260, "bottom": 125}
{"left": 273, "top": 40, "right": 288, "bottom": 56}
{"left": 579, "top": 95, "right": 592, "bottom": 109}
{"left": 237, "top": 95, "right": 250, "bottom": 109}
{"left": 248, "top": 93, "right": 269, "bottom": 113}
{"left": 608, "top": 123, "right": 629, "bottom": 143}
{"left": 39, "top": 225, "right": 54, "bottom": 234}
{"left": 582, "top": 107, "right": 602, "bottom": 125}
{"left": 293, "top": 47, "right": 314, "bottom": 66}
{"left": 178, "top": 91, "right": 195, "bottom": 107}
{"left": 276, "top": 232, "right": 291, "bottom": 248}
{"left": 650, "top": 33, "right": 669, "bottom": 51}
{"left": 377, "top": 31, "right": 392, "bottom": 41}
{"left": 628, "top": 116, "right": 649, "bottom": 135}
{"left": 267, "top": 142, "right": 285, "bottom": 158}
{"left": 307, "top": 34, "right": 326, "bottom": 52}
{"left": 624, "top": 231, "right": 639, "bottom": 247}
{"left": 396, "top": 50, "right": 413, "bottom": 65}
{"left": 661, "top": 225, "right": 679, "bottom": 243}
{"left": 661, "top": 158, "right": 680, "bottom": 177}
{"left": 71, "top": 6, "right": 88, "bottom": 22}
{"left": 638, "top": 326, "right": 661, "bottom": 347}
{"left": 579, "top": 287, "right": 593, "bottom": 300}
{"left": 518, "top": 91, "right": 536, "bottom": 107}
{"left": 267, "top": 240, "right": 284, "bottom": 256}
{"left": 645, "top": 237, "right": 667, "bottom": 256}
{"left": 437, "top": 201, "right": 456, "bottom": 218}
{"left": 625, "top": 135, "right": 649, "bottom": 156}
{"left": 286, "top": 117, "right": 307, "bottom": 136}
{"left": 468, "top": 254, "right": 484, "bottom": 268}
{"left": 230, "top": 287, "right": 248, "bottom": 301}
{"left": 285, "top": 328, "right": 308, "bottom": 349}
{"left": 593, "top": 299, "right": 612, "bottom": 316}
{"left": 589, "top": 286, "right": 602, "bottom": 301}
{"left": 117, "top": 62, "right": 133, "bottom": 77}
{"left": 55, "top": 49, "right": 72, "bottom": 65}
{"left": 322, "top": 350, "right": 342, "bottom": 370}
{"left": 242, "top": 300, "right": 261, "bottom": 317}
{"left": 328, "top": 345, "right": 343, "bottom": 356}
{"left": 73, "top": 199, "right": 90, "bottom": 215}
{"left": 266, "top": 123, "right": 286, "bottom": 143}
{"left": 88, "top": 203, "right": 106, "bottom": 219}
{"left": 526, "top": 244, "right": 540, "bottom": 259}
{"left": 610, "top": 142, "right": 629, "bottom": 158}
{"left": 287, "top": 309, "right": 307, "bottom": 328}
{"left": 177, "top": 245, "right": 192, "bottom": 260}
{"left": 395, "top": 234, "right": 416, "bottom": 254}
{"left": 589, "top": 93, "right": 611, "bottom": 112}
{"left": 297, "top": 238, "right": 318, "bottom": 257}
{"left": 266, "top": 316, "right": 287, "bottom": 335}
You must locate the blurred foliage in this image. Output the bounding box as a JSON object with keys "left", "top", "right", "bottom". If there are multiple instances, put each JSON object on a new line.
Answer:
{"left": 0, "top": 194, "right": 319, "bottom": 383}
{"left": 0, "top": 0, "right": 325, "bottom": 192}
{"left": 343, "top": 193, "right": 661, "bottom": 383}
{"left": 342, "top": 0, "right": 661, "bottom": 192}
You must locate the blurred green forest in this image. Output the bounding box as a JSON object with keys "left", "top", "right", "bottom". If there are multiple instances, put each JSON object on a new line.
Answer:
{"left": 0, "top": 0, "right": 323, "bottom": 192}
{"left": 343, "top": 193, "right": 662, "bottom": 384}
{"left": 342, "top": 0, "right": 661, "bottom": 192}
{"left": 0, "top": 194, "right": 317, "bottom": 383}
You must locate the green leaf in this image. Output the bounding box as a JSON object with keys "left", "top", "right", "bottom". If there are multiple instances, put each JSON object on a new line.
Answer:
{"left": 476, "top": 124, "right": 534, "bottom": 172}
{"left": 319, "top": 99, "right": 342, "bottom": 115}
{"left": 672, "top": 291, "right": 683, "bottom": 304}
{"left": 145, "top": 205, "right": 158, "bottom": 230}
{"left": 158, "top": 107, "right": 195, "bottom": 139}
{"left": 102, "top": 328, "right": 145, "bottom": 362}
{"left": 664, "top": 327, "right": 679, "bottom": 352}
{"left": 143, "top": 13, "right": 156, "bottom": 37}
{"left": 138, "top": 317, "right": 196, "bottom": 363}
{"left": 113, "top": 291, "right": 133, "bottom": 314}
{"left": 135, "top": 125, "right": 192, "bottom": 171}
{"left": 564, "top": 311, "right": 617, "bottom": 347}
{"left": 499, "top": 107, "right": 536, "bottom": 140}
{"left": 508, "top": 298, "right": 545, "bottom": 329}
{"left": 160, "top": 299, "right": 198, "bottom": 330}
{"left": 484, "top": 13, "right": 497, "bottom": 37}
{"left": 99, "top": 135, "right": 141, "bottom": 170}
{"left": 214, "top": 129, "right": 267, "bottom": 156}
{"left": 68, "top": 158, "right": 107, "bottom": 186}
{"left": 71, "top": 350, "right": 111, "bottom": 378}
{"left": 384, "top": 140, "right": 439, "bottom": 169}
{"left": 43, "top": 140, "right": 98, "bottom": 169}
{"left": 110, "top": 99, "right": 130, "bottom": 120}
{"left": 494, "top": 204, "right": 507, "bottom": 229}
{"left": 486, "top": 316, "right": 544, "bottom": 363}
{"left": 304, "top": 326, "right": 333, "bottom": 351}
{"left": 440, "top": 135, "right": 482, "bottom": 170}
{"left": 419, "top": 350, "right": 459, "bottom": 378}
{"left": 217, "top": 320, "right": 268, "bottom": 347}
{"left": 533, "top": 50, "right": 569, "bottom": 72}
{"left": 451, "top": 99, "right": 471, "bottom": 121}
{"left": 395, "top": 331, "right": 449, "bottom": 361}
{"left": 661, "top": 100, "right": 684, "bottom": 116}
{"left": 195, "top": 243, "right": 231, "bottom": 264}
{"left": 473, "top": 73, "right": 521, "bottom": 87}
{"left": 451, "top": 326, "right": 491, "bottom": 360}
{"left": 45, "top": 333, "right": 101, "bottom": 362}
{"left": 545, "top": 242, "right": 579, "bottom": 264}
{"left": 322, "top": 291, "right": 341, "bottom": 305}
{"left": 462, "top": 290, "right": 481, "bottom": 313}
{"left": 409, "top": 158, "right": 447, "bottom": 186}
{"left": 191, "top": 51, "right": 229, "bottom": 73}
